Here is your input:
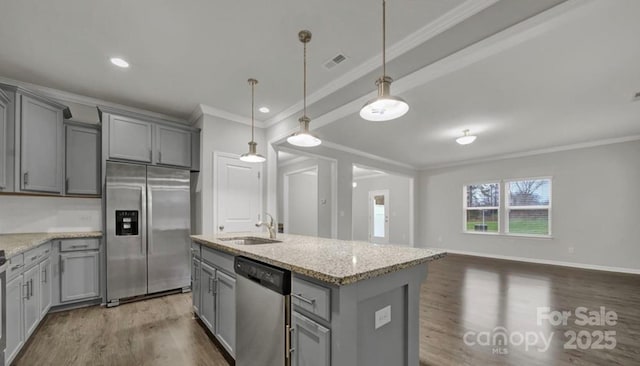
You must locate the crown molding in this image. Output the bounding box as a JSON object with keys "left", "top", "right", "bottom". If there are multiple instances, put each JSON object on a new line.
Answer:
{"left": 190, "top": 103, "right": 266, "bottom": 128}
{"left": 0, "top": 75, "right": 187, "bottom": 124}
{"left": 420, "top": 134, "right": 640, "bottom": 171}
{"left": 353, "top": 172, "right": 388, "bottom": 181}
{"left": 263, "top": 0, "right": 500, "bottom": 128}
{"left": 320, "top": 140, "right": 416, "bottom": 170}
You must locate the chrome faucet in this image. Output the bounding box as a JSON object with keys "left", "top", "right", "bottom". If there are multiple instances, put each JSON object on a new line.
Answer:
{"left": 256, "top": 213, "right": 277, "bottom": 239}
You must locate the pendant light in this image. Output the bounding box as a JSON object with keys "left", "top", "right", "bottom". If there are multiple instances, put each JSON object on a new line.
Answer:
{"left": 456, "top": 129, "right": 477, "bottom": 145}
{"left": 240, "top": 78, "right": 266, "bottom": 163}
{"left": 360, "top": 0, "right": 409, "bottom": 122}
{"left": 287, "top": 30, "right": 322, "bottom": 147}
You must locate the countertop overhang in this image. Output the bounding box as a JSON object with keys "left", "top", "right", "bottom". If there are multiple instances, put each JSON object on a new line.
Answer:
{"left": 191, "top": 233, "right": 446, "bottom": 286}
{"left": 0, "top": 231, "right": 103, "bottom": 257}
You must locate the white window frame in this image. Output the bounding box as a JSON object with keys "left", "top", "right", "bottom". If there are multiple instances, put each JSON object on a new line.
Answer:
{"left": 504, "top": 177, "right": 553, "bottom": 238}
{"left": 462, "top": 182, "right": 501, "bottom": 235}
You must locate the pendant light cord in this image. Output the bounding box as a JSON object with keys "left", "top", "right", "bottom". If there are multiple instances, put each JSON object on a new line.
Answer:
{"left": 251, "top": 81, "right": 255, "bottom": 143}
{"left": 382, "top": 0, "right": 386, "bottom": 78}
{"left": 303, "top": 37, "right": 307, "bottom": 117}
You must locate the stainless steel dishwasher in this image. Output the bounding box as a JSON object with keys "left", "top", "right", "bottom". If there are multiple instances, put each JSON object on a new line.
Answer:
{"left": 235, "top": 256, "right": 292, "bottom": 366}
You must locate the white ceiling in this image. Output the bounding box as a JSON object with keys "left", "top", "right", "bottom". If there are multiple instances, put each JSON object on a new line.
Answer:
{"left": 0, "top": 0, "right": 464, "bottom": 120}
{"left": 353, "top": 165, "right": 388, "bottom": 179}
{"left": 315, "top": 0, "right": 640, "bottom": 168}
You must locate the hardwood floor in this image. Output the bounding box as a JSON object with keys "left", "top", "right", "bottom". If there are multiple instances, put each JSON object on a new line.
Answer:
{"left": 14, "top": 254, "right": 640, "bottom": 366}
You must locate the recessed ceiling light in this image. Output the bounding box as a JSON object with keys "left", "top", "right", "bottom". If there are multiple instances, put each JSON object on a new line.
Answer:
{"left": 110, "top": 57, "right": 129, "bottom": 68}
{"left": 259, "top": 107, "right": 270, "bottom": 113}
{"left": 456, "top": 129, "right": 477, "bottom": 145}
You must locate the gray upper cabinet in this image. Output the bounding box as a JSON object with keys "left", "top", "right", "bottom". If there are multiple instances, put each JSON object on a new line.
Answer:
{"left": 65, "top": 123, "right": 100, "bottom": 195}
{"left": 20, "top": 95, "right": 64, "bottom": 193}
{"left": 0, "top": 89, "right": 8, "bottom": 190}
{"left": 108, "top": 115, "right": 152, "bottom": 163}
{"left": 156, "top": 125, "right": 191, "bottom": 168}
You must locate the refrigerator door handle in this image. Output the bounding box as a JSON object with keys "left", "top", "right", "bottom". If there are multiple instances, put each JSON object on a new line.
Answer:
{"left": 141, "top": 183, "right": 147, "bottom": 256}
{"left": 147, "top": 184, "right": 153, "bottom": 255}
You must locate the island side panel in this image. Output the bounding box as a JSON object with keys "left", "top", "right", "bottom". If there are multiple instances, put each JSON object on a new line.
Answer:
{"left": 331, "top": 263, "right": 427, "bottom": 366}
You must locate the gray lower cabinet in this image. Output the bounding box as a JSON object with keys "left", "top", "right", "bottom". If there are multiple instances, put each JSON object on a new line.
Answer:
{"left": 23, "top": 264, "right": 40, "bottom": 339}
{"left": 215, "top": 270, "right": 236, "bottom": 356}
{"left": 60, "top": 250, "right": 100, "bottom": 302}
{"left": 192, "top": 257, "right": 201, "bottom": 315}
{"left": 39, "top": 257, "right": 52, "bottom": 317}
{"left": 20, "top": 95, "right": 64, "bottom": 193}
{"left": 156, "top": 125, "right": 191, "bottom": 168}
{"left": 291, "top": 311, "right": 331, "bottom": 366}
{"left": 65, "top": 123, "right": 100, "bottom": 195}
{"left": 0, "top": 89, "right": 8, "bottom": 190}
{"left": 107, "top": 114, "right": 153, "bottom": 163}
{"left": 6, "top": 275, "right": 24, "bottom": 364}
{"left": 200, "top": 262, "right": 217, "bottom": 331}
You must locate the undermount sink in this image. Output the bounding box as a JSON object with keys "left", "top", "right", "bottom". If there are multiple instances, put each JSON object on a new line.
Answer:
{"left": 218, "top": 236, "right": 282, "bottom": 245}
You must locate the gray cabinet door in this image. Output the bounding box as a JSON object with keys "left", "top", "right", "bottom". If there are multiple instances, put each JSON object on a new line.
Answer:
{"left": 292, "top": 311, "right": 331, "bottom": 366}
{"left": 156, "top": 125, "right": 191, "bottom": 168}
{"left": 6, "top": 275, "right": 24, "bottom": 365}
{"left": 108, "top": 115, "right": 152, "bottom": 162}
{"left": 0, "top": 92, "right": 7, "bottom": 190}
{"left": 192, "top": 257, "right": 201, "bottom": 315}
{"left": 66, "top": 124, "right": 100, "bottom": 195}
{"left": 39, "top": 257, "right": 52, "bottom": 317}
{"left": 23, "top": 264, "right": 40, "bottom": 339}
{"left": 60, "top": 251, "right": 100, "bottom": 302}
{"left": 199, "top": 262, "right": 216, "bottom": 332}
{"left": 20, "top": 95, "right": 63, "bottom": 193}
{"left": 215, "top": 270, "right": 236, "bottom": 357}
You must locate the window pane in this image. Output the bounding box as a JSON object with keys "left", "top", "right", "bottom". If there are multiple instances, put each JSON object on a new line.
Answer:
{"left": 466, "top": 183, "right": 500, "bottom": 207}
{"left": 508, "top": 209, "right": 549, "bottom": 235}
{"left": 466, "top": 209, "right": 499, "bottom": 233}
{"left": 509, "top": 179, "right": 550, "bottom": 206}
{"left": 373, "top": 196, "right": 385, "bottom": 237}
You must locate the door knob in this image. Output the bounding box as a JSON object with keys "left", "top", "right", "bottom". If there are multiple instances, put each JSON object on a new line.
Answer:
{"left": 219, "top": 225, "right": 224, "bottom": 232}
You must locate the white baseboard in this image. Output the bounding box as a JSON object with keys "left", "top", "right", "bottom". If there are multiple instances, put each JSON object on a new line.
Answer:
{"left": 444, "top": 249, "right": 640, "bottom": 275}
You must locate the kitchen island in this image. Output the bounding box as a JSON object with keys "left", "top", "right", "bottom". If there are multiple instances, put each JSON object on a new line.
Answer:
{"left": 191, "top": 233, "right": 446, "bottom": 366}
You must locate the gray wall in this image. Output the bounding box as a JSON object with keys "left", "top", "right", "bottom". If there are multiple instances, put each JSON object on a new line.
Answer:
{"left": 418, "top": 140, "right": 640, "bottom": 270}
{"left": 278, "top": 157, "right": 333, "bottom": 238}
{"left": 352, "top": 174, "right": 412, "bottom": 245}
{"left": 287, "top": 171, "right": 318, "bottom": 236}
{"left": 0, "top": 196, "right": 101, "bottom": 233}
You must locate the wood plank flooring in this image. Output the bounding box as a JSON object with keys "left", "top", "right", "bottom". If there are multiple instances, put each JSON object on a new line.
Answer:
{"left": 14, "top": 254, "right": 640, "bottom": 366}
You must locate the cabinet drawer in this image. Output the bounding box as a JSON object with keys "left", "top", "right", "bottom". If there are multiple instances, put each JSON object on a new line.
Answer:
{"left": 60, "top": 238, "right": 100, "bottom": 252}
{"left": 292, "top": 276, "right": 331, "bottom": 322}
{"left": 24, "top": 246, "right": 41, "bottom": 268}
{"left": 37, "top": 241, "right": 52, "bottom": 258}
{"left": 7, "top": 254, "right": 24, "bottom": 280}
{"left": 202, "top": 246, "right": 234, "bottom": 275}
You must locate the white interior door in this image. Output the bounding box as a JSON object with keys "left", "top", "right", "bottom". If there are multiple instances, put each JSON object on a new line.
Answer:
{"left": 216, "top": 154, "right": 262, "bottom": 233}
{"left": 284, "top": 167, "right": 318, "bottom": 236}
{"left": 369, "top": 190, "right": 389, "bottom": 244}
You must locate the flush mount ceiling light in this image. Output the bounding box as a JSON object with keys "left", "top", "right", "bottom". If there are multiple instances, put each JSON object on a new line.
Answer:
{"left": 258, "top": 106, "right": 270, "bottom": 113}
{"left": 456, "top": 129, "right": 477, "bottom": 145}
{"left": 240, "top": 78, "right": 266, "bottom": 163}
{"left": 110, "top": 57, "right": 129, "bottom": 68}
{"left": 359, "top": 0, "right": 409, "bottom": 122}
{"left": 287, "top": 30, "right": 322, "bottom": 148}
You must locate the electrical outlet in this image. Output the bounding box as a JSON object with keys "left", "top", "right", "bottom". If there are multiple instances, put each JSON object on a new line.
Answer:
{"left": 375, "top": 305, "right": 391, "bottom": 330}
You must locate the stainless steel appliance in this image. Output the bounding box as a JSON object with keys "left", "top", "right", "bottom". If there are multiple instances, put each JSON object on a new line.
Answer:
{"left": 235, "top": 256, "right": 292, "bottom": 366}
{"left": 0, "top": 250, "right": 6, "bottom": 366}
{"left": 106, "top": 161, "right": 190, "bottom": 306}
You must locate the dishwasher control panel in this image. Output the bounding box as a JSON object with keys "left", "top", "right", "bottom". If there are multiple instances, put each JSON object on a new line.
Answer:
{"left": 235, "top": 256, "right": 291, "bottom": 295}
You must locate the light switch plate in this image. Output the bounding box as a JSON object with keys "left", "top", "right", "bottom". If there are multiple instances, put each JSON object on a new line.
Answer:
{"left": 375, "top": 305, "right": 391, "bottom": 329}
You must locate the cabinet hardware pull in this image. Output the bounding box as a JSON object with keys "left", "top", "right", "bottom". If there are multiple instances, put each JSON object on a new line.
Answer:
{"left": 149, "top": 149, "right": 152, "bottom": 162}
{"left": 24, "top": 171, "right": 29, "bottom": 185}
{"left": 31, "top": 278, "right": 34, "bottom": 297}
{"left": 24, "top": 283, "right": 30, "bottom": 299}
{"left": 71, "top": 245, "right": 89, "bottom": 249}
{"left": 159, "top": 151, "right": 162, "bottom": 162}
{"left": 292, "top": 293, "right": 316, "bottom": 305}
{"left": 61, "top": 259, "right": 65, "bottom": 273}
{"left": 286, "top": 325, "right": 295, "bottom": 358}
{"left": 208, "top": 277, "right": 212, "bottom": 293}
{"left": 212, "top": 278, "right": 218, "bottom": 295}
{"left": 43, "top": 267, "right": 47, "bottom": 283}
{"left": 11, "top": 264, "right": 24, "bottom": 271}
{"left": 66, "top": 178, "right": 69, "bottom": 192}
{"left": 31, "top": 255, "right": 38, "bottom": 261}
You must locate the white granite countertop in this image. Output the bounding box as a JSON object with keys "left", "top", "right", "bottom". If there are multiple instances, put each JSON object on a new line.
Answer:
{"left": 191, "top": 233, "right": 446, "bottom": 286}
{"left": 0, "top": 231, "right": 103, "bottom": 257}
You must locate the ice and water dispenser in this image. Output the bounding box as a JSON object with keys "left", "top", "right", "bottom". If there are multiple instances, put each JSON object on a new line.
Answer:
{"left": 115, "top": 210, "right": 139, "bottom": 236}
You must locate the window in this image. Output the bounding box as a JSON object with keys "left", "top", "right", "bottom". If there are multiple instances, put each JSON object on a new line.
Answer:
{"left": 464, "top": 183, "right": 500, "bottom": 233}
{"left": 506, "top": 178, "right": 551, "bottom": 236}
{"left": 463, "top": 178, "right": 552, "bottom": 237}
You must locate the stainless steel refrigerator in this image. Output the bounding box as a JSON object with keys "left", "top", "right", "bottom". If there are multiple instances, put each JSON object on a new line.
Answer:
{"left": 106, "top": 161, "right": 190, "bottom": 307}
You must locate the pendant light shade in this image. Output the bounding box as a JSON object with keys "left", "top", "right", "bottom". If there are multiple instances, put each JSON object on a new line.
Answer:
{"left": 287, "top": 30, "right": 321, "bottom": 148}
{"left": 360, "top": 0, "right": 409, "bottom": 122}
{"left": 240, "top": 78, "right": 266, "bottom": 163}
{"left": 456, "top": 129, "right": 477, "bottom": 145}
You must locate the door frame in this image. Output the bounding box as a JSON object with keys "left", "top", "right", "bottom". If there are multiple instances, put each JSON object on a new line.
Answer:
{"left": 368, "top": 189, "right": 390, "bottom": 244}
{"left": 213, "top": 151, "right": 264, "bottom": 234}
{"left": 283, "top": 165, "right": 319, "bottom": 235}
